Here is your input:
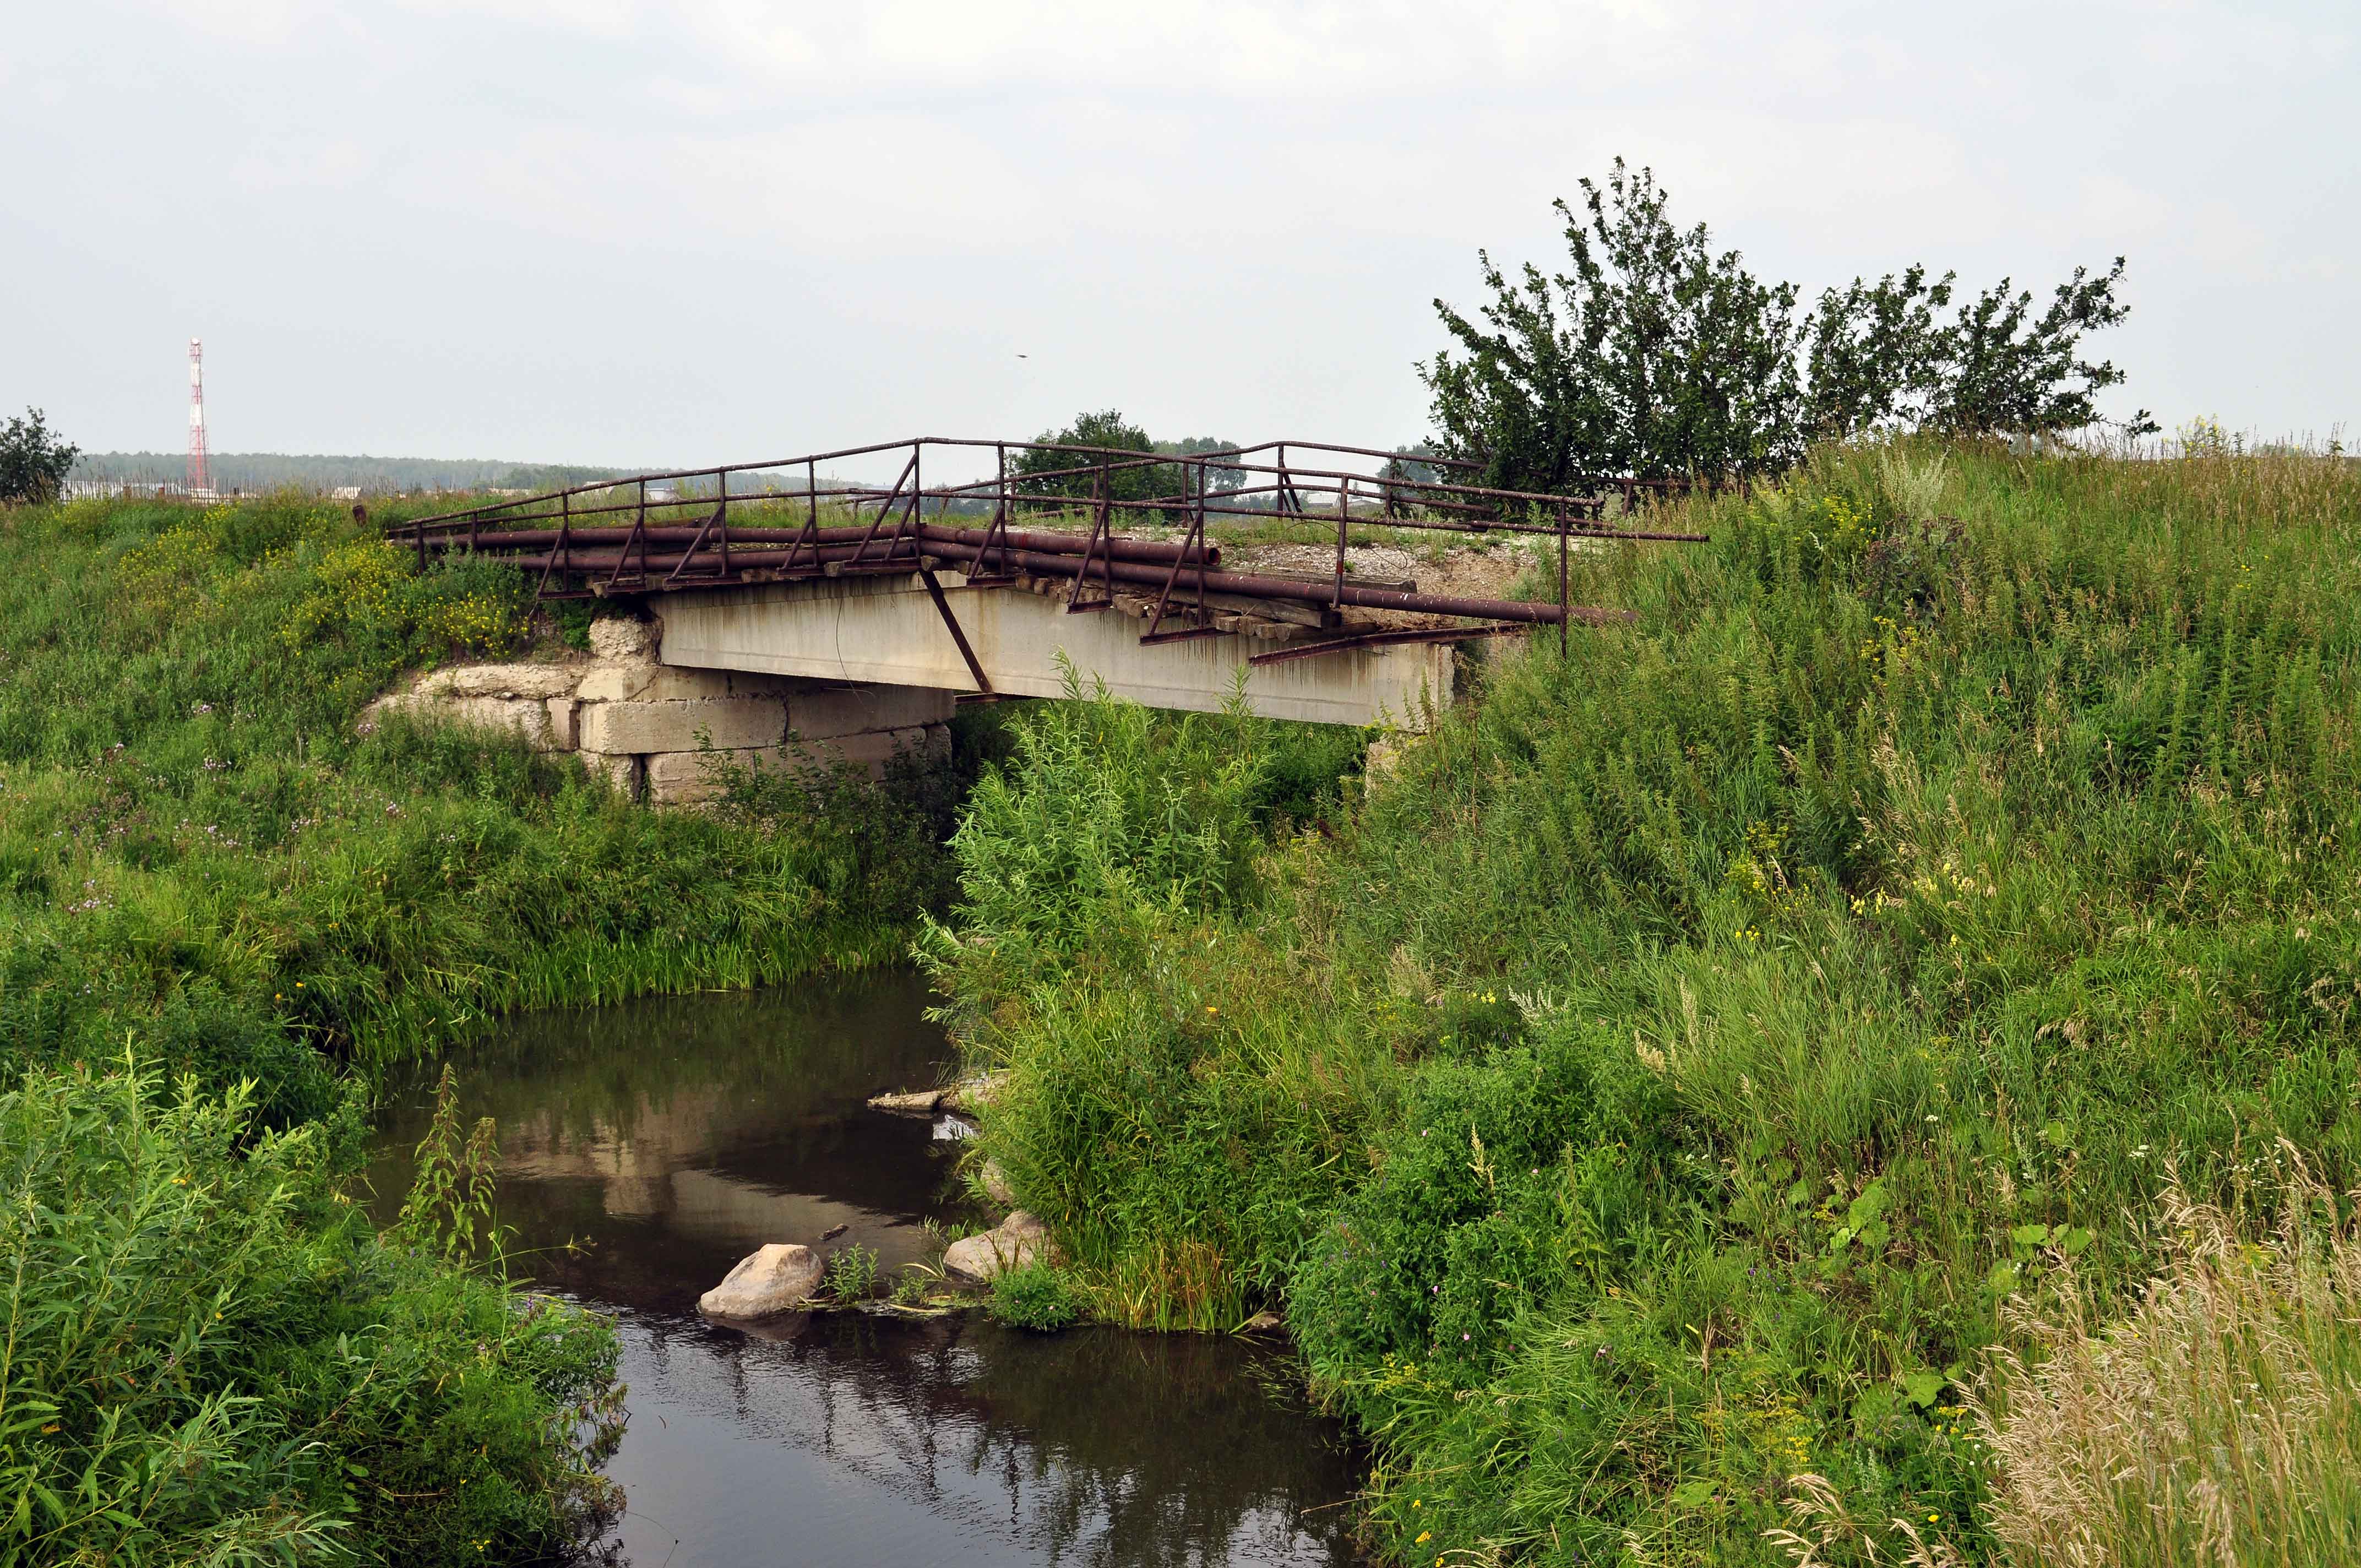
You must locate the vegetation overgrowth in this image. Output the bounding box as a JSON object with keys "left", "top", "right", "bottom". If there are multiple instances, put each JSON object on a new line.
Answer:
{"left": 929, "top": 439, "right": 2361, "bottom": 1564}
{"left": 0, "top": 1061, "right": 623, "bottom": 1566}
{"left": 0, "top": 491, "right": 968, "bottom": 1561}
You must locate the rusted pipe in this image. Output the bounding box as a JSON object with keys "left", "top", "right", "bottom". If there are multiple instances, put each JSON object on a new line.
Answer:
{"left": 417, "top": 521, "right": 1218, "bottom": 566}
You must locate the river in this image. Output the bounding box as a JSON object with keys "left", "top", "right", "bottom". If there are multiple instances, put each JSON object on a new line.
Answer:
{"left": 367, "top": 971, "right": 1366, "bottom": 1567}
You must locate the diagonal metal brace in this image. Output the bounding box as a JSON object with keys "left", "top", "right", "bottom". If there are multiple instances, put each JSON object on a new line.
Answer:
{"left": 917, "top": 567, "right": 992, "bottom": 695}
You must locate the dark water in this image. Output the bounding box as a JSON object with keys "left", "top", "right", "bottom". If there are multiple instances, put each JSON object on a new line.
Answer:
{"left": 367, "top": 973, "right": 1365, "bottom": 1567}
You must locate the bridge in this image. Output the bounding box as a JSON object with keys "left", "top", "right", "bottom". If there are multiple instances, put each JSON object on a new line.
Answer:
{"left": 388, "top": 438, "right": 1703, "bottom": 798}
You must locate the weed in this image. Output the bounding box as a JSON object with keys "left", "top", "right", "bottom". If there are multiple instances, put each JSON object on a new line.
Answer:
{"left": 990, "top": 1262, "right": 1082, "bottom": 1331}
{"left": 826, "top": 1243, "right": 880, "bottom": 1302}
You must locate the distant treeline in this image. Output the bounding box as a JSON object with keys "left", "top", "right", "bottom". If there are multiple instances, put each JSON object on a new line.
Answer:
{"left": 70, "top": 451, "right": 634, "bottom": 494}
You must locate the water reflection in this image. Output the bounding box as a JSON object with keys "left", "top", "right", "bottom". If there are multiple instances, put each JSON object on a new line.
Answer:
{"left": 368, "top": 972, "right": 1363, "bottom": 1567}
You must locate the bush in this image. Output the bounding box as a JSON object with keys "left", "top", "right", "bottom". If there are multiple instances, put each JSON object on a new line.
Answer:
{"left": 989, "top": 1261, "right": 1081, "bottom": 1331}
{"left": 0, "top": 1061, "right": 621, "bottom": 1565}
{"left": 0, "top": 407, "right": 77, "bottom": 507}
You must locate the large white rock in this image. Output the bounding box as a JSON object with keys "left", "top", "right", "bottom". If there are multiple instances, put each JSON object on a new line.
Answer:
{"left": 589, "top": 617, "right": 659, "bottom": 661}
{"left": 943, "top": 1211, "right": 1048, "bottom": 1283}
{"left": 369, "top": 693, "right": 570, "bottom": 751}
{"left": 698, "top": 1243, "right": 824, "bottom": 1319}
{"left": 415, "top": 663, "right": 583, "bottom": 700}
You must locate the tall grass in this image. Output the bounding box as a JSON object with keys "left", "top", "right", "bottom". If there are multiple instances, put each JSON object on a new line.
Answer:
{"left": 0, "top": 1061, "right": 622, "bottom": 1566}
{"left": 1974, "top": 1161, "right": 2361, "bottom": 1567}
{"left": 0, "top": 493, "right": 961, "bottom": 1092}
{"left": 932, "top": 439, "right": 2361, "bottom": 1563}
{"left": 0, "top": 490, "right": 967, "bottom": 1561}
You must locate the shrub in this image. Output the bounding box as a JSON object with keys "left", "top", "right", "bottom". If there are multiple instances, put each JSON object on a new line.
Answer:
{"left": 0, "top": 1061, "right": 621, "bottom": 1565}
{"left": 989, "top": 1262, "right": 1081, "bottom": 1332}
{"left": 0, "top": 407, "right": 77, "bottom": 506}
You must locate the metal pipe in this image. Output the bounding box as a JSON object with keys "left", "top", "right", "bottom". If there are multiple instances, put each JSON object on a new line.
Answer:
{"left": 415, "top": 520, "right": 1219, "bottom": 565}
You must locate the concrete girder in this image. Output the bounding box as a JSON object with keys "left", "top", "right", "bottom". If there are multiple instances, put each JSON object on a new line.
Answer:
{"left": 649, "top": 571, "right": 1454, "bottom": 729}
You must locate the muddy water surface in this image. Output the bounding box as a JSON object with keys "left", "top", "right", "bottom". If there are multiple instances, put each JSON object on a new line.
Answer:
{"left": 368, "top": 972, "right": 1364, "bottom": 1567}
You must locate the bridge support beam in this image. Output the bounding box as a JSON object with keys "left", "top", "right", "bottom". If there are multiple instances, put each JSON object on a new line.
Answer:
{"left": 651, "top": 571, "right": 1454, "bottom": 729}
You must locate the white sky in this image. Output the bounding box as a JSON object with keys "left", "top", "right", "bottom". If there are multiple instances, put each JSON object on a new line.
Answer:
{"left": 6, "top": 1, "right": 2354, "bottom": 471}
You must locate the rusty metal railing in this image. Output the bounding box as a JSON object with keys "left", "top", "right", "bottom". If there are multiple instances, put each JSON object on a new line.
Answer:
{"left": 387, "top": 437, "right": 1710, "bottom": 669}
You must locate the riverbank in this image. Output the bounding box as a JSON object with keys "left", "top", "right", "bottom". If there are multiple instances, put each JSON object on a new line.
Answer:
{"left": 932, "top": 440, "right": 2361, "bottom": 1564}
{"left": 0, "top": 493, "right": 966, "bottom": 1561}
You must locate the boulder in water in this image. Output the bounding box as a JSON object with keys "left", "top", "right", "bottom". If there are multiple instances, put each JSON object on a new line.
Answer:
{"left": 943, "top": 1211, "right": 1048, "bottom": 1282}
{"left": 867, "top": 1088, "right": 945, "bottom": 1114}
{"left": 699, "top": 1243, "right": 824, "bottom": 1319}
{"left": 941, "top": 1074, "right": 1008, "bottom": 1114}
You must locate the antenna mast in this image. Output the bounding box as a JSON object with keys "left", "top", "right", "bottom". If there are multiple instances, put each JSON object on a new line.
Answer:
{"left": 187, "top": 339, "right": 209, "bottom": 493}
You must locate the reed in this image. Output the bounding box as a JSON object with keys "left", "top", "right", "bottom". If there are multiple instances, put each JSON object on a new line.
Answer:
{"left": 1974, "top": 1163, "right": 2361, "bottom": 1567}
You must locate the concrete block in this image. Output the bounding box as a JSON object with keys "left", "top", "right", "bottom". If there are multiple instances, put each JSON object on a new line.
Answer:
{"left": 782, "top": 723, "right": 946, "bottom": 775}
{"left": 416, "top": 662, "right": 582, "bottom": 700}
{"left": 579, "top": 698, "right": 785, "bottom": 755}
{"left": 575, "top": 663, "right": 737, "bottom": 704}
{"left": 787, "top": 684, "right": 957, "bottom": 740}
{"left": 646, "top": 749, "right": 750, "bottom": 804}
{"left": 545, "top": 698, "right": 579, "bottom": 750}
{"left": 583, "top": 753, "right": 641, "bottom": 796}
{"left": 589, "top": 617, "right": 658, "bottom": 661}
{"left": 412, "top": 694, "right": 567, "bottom": 750}
{"left": 652, "top": 574, "right": 1453, "bottom": 729}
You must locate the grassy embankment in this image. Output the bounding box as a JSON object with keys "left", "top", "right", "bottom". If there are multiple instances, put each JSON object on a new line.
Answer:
{"left": 0, "top": 493, "right": 958, "bottom": 1562}
{"left": 931, "top": 441, "right": 2361, "bottom": 1565}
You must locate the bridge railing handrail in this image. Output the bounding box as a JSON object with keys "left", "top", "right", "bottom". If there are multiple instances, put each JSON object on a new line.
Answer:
{"left": 383, "top": 436, "right": 1700, "bottom": 538}
{"left": 381, "top": 434, "right": 1718, "bottom": 657}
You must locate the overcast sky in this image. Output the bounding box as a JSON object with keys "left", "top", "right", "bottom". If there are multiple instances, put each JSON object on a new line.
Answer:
{"left": 6, "top": 1, "right": 2353, "bottom": 474}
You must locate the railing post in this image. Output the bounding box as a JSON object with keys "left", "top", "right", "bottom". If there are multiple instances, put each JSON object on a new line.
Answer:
{"left": 1558, "top": 502, "right": 1570, "bottom": 657}
{"left": 1334, "top": 480, "right": 1348, "bottom": 611}
{"left": 716, "top": 469, "right": 730, "bottom": 579}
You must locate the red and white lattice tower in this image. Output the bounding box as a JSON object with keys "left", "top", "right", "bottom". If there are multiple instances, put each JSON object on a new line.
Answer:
{"left": 186, "top": 338, "right": 210, "bottom": 493}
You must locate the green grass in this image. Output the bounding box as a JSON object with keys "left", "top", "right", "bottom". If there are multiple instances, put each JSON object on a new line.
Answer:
{"left": 988, "top": 1261, "right": 1085, "bottom": 1332}
{"left": 0, "top": 493, "right": 959, "bottom": 1091}
{"left": 0, "top": 1060, "right": 622, "bottom": 1566}
{"left": 929, "top": 439, "right": 2361, "bottom": 1564}
{"left": 0, "top": 490, "right": 967, "bottom": 1561}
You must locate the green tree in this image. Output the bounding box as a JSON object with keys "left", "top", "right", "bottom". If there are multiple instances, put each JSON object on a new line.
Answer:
{"left": 1014, "top": 410, "right": 1179, "bottom": 516}
{"left": 0, "top": 407, "right": 80, "bottom": 505}
{"left": 1426, "top": 161, "right": 2151, "bottom": 493}
{"left": 1158, "top": 435, "right": 1247, "bottom": 496}
{"left": 1424, "top": 161, "right": 1807, "bottom": 491}
{"left": 1807, "top": 260, "right": 2153, "bottom": 439}
{"left": 1927, "top": 262, "right": 2152, "bottom": 437}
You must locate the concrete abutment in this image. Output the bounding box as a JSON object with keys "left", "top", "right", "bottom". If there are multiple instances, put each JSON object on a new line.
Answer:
{"left": 364, "top": 614, "right": 954, "bottom": 805}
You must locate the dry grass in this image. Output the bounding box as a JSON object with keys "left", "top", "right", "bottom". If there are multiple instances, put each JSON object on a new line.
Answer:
{"left": 1974, "top": 1153, "right": 2361, "bottom": 1568}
